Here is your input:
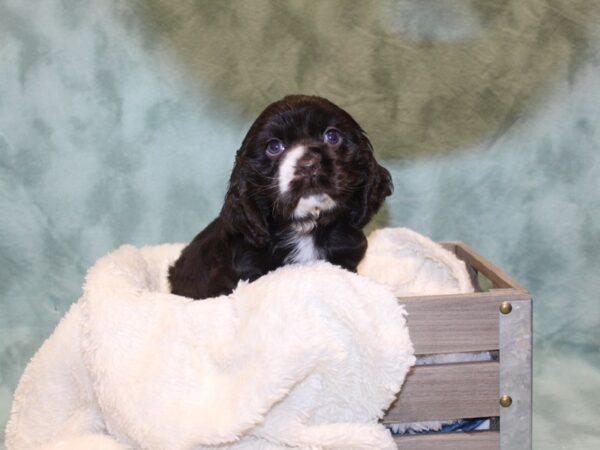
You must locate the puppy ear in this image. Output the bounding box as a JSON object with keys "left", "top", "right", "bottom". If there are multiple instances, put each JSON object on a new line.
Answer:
{"left": 219, "top": 152, "right": 270, "bottom": 247}
{"left": 351, "top": 152, "right": 393, "bottom": 229}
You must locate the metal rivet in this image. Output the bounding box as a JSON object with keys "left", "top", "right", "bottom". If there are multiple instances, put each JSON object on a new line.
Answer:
{"left": 499, "top": 395, "right": 513, "bottom": 407}
{"left": 500, "top": 302, "right": 512, "bottom": 315}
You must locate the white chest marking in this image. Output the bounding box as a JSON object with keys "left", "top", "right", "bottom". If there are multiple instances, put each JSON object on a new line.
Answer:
{"left": 278, "top": 145, "right": 305, "bottom": 194}
{"left": 284, "top": 233, "right": 321, "bottom": 264}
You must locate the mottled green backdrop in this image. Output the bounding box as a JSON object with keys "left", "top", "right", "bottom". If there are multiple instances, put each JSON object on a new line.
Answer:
{"left": 1, "top": 1, "right": 599, "bottom": 448}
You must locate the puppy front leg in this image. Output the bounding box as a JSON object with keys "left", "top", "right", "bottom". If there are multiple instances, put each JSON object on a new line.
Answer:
{"left": 317, "top": 225, "right": 368, "bottom": 272}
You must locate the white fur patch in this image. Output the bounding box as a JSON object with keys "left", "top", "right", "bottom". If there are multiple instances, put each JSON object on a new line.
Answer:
{"left": 291, "top": 219, "right": 317, "bottom": 234}
{"left": 293, "top": 194, "right": 336, "bottom": 219}
{"left": 278, "top": 145, "right": 305, "bottom": 194}
{"left": 284, "top": 233, "right": 321, "bottom": 264}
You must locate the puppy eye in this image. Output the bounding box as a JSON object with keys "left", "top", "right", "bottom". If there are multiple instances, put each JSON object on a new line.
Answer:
{"left": 324, "top": 128, "right": 342, "bottom": 145}
{"left": 266, "top": 139, "right": 286, "bottom": 157}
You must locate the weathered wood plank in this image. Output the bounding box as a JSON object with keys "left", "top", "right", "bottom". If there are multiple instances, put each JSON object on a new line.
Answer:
{"left": 448, "top": 241, "right": 525, "bottom": 291}
{"left": 394, "top": 431, "right": 499, "bottom": 450}
{"left": 384, "top": 361, "right": 499, "bottom": 423}
{"left": 400, "top": 290, "right": 530, "bottom": 355}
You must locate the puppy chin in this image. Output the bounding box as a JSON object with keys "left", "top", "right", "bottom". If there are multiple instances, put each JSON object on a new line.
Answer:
{"left": 293, "top": 194, "right": 336, "bottom": 219}
{"left": 290, "top": 193, "right": 336, "bottom": 233}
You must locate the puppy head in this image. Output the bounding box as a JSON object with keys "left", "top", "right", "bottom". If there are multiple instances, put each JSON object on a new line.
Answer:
{"left": 220, "top": 95, "right": 393, "bottom": 246}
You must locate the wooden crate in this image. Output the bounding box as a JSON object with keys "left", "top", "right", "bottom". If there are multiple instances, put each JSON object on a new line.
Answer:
{"left": 384, "top": 242, "right": 532, "bottom": 450}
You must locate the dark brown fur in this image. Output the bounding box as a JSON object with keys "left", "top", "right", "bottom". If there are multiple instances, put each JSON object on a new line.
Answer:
{"left": 168, "top": 95, "right": 392, "bottom": 299}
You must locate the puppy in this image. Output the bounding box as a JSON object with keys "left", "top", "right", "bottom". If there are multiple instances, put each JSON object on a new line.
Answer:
{"left": 168, "top": 95, "right": 393, "bottom": 300}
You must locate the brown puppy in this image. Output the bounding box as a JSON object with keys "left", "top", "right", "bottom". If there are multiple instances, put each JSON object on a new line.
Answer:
{"left": 169, "top": 95, "right": 393, "bottom": 300}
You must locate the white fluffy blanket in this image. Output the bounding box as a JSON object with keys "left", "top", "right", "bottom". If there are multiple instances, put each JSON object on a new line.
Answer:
{"left": 5, "top": 228, "right": 472, "bottom": 450}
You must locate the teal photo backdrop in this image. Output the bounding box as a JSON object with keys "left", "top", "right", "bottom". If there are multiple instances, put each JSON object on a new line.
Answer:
{"left": 1, "top": 1, "right": 599, "bottom": 448}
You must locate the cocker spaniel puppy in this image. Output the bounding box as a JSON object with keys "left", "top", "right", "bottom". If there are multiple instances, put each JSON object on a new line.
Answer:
{"left": 168, "top": 95, "right": 393, "bottom": 300}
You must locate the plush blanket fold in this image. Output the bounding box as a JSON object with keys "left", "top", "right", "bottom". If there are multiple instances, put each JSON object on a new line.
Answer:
{"left": 6, "top": 240, "right": 416, "bottom": 450}
{"left": 6, "top": 228, "right": 474, "bottom": 449}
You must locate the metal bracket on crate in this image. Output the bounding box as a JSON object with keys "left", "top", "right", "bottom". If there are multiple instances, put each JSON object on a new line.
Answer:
{"left": 499, "top": 299, "right": 533, "bottom": 450}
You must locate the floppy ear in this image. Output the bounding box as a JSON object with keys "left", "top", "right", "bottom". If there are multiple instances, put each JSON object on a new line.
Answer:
{"left": 219, "top": 151, "right": 270, "bottom": 247}
{"left": 350, "top": 152, "right": 394, "bottom": 229}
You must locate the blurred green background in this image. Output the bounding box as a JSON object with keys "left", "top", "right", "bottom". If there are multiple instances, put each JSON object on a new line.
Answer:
{"left": 1, "top": 1, "right": 599, "bottom": 448}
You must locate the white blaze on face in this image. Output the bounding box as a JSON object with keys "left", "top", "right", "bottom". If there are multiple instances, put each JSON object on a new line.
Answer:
{"left": 278, "top": 145, "right": 306, "bottom": 194}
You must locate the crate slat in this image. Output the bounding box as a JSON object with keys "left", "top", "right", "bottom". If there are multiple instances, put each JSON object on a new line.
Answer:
{"left": 448, "top": 241, "right": 525, "bottom": 291}
{"left": 394, "top": 431, "right": 499, "bottom": 450}
{"left": 384, "top": 361, "right": 499, "bottom": 423}
{"left": 385, "top": 242, "right": 531, "bottom": 449}
{"left": 400, "top": 290, "right": 530, "bottom": 355}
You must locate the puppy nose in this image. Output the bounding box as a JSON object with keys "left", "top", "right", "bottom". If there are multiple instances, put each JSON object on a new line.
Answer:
{"left": 297, "top": 152, "right": 321, "bottom": 177}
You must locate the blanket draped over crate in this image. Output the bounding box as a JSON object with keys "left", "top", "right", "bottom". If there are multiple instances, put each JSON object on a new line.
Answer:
{"left": 5, "top": 228, "right": 472, "bottom": 450}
